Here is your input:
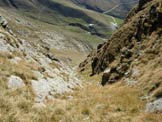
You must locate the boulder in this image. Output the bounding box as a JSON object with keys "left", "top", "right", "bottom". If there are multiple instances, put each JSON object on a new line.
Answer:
{"left": 0, "top": 38, "right": 10, "bottom": 53}
{"left": 10, "top": 57, "right": 22, "bottom": 64}
{"left": 101, "top": 72, "right": 110, "bottom": 86}
{"left": 101, "top": 67, "right": 120, "bottom": 85}
{"left": 131, "top": 68, "right": 140, "bottom": 77}
{"left": 0, "top": 16, "right": 8, "bottom": 28}
{"left": 31, "top": 76, "right": 76, "bottom": 103}
{"left": 8, "top": 75, "right": 25, "bottom": 90}
{"left": 126, "top": 78, "right": 138, "bottom": 86}
{"left": 145, "top": 98, "right": 162, "bottom": 113}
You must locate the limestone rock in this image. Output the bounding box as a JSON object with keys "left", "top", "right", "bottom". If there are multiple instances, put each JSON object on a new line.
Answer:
{"left": 0, "top": 16, "right": 8, "bottom": 28}
{"left": 8, "top": 75, "right": 25, "bottom": 90}
{"left": 145, "top": 98, "right": 162, "bottom": 113}
{"left": 31, "top": 76, "right": 79, "bottom": 103}
{"left": 10, "top": 57, "right": 22, "bottom": 64}
{"left": 0, "top": 38, "right": 9, "bottom": 53}
{"left": 126, "top": 78, "right": 138, "bottom": 86}
{"left": 131, "top": 68, "right": 140, "bottom": 77}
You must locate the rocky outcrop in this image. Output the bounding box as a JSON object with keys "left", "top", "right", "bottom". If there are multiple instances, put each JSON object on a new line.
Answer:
{"left": 80, "top": 0, "right": 162, "bottom": 84}
{"left": 8, "top": 75, "right": 25, "bottom": 90}
{"left": 146, "top": 98, "right": 162, "bottom": 113}
{"left": 80, "top": 0, "right": 162, "bottom": 113}
{"left": 0, "top": 16, "right": 8, "bottom": 28}
{"left": 0, "top": 19, "right": 82, "bottom": 105}
{"left": 31, "top": 76, "right": 80, "bottom": 103}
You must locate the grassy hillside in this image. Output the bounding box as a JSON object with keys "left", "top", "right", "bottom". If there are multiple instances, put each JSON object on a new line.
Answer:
{"left": 0, "top": 0, "right": 123, "bottom": 39}
{"left": 70, "top": 0, "right": 138, "bottom": 19}
{"left": 0, "top": 0, "right": 162, "bottom": 122}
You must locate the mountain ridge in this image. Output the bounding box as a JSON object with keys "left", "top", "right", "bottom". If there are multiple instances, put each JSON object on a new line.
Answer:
{"left": 69, "top": 0, "right": 139, "bottom": 19}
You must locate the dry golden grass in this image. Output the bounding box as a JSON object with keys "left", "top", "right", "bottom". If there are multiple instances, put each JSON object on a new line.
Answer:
{"left": 0, "top": 75, "right": 34, "bottom": 122}
{"left": 59, "top": 82, "right": 145, "bottom": 122}
{"left": 0, "top": 5, "right": 161, "bottom": 121}
{"left": 0, "top": 69, "right": 160, "bottom": 122}
{"left": 133, "top": 113, "right": 162, "bottom": 122}
{"left": 0, "top": 54, "right": 37, "bottom": 84}
{"left": 51, "top": 48, "right": 87, "bottom": 67}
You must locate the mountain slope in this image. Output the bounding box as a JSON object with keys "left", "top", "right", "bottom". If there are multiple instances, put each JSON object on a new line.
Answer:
{"left": 0, "top": 0, "right": 162, "bottom": 122}
{"left": 80, "top": 0, "right": 162, "bottom": 113}
{"left": 69, "top": 0, "right": 139, "bottom": 19}
{"left": 0, "top": 0, "right": 122, "bottom": 112}
{"left": 0, "top": 0, "right": 122, "bottom": 39}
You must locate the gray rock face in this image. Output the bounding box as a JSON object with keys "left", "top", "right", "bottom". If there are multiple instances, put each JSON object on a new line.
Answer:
{"left": 8, "top": 75, "right": 25, "bottom": 90}
{"left": 31, "top": 76, "right": 80, "bottom": 103}
{"left": 0, "top": 38, "right": 9, "bottom": 52}
{"left": 145, "top": 98, "right": 162, "bottom": 113}
{"left": 131, "top": 68, "right": 140, "bottom": 77}
{"left": 10, "top": 57, "right": 22, "bottom": 64}
{"left": 0, "top": 17, "right": 82, "bottom": 106}
{"left": 125, "top": 78, "right": 138, "bottom": 86}
{"left": 0, "top": 16, "right": 8, "bottom": 28}
{"left": 0, "top": 33, "right": 15, "bottom": 53}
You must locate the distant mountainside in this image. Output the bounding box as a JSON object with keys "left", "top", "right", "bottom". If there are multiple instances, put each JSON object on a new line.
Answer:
{"left": 70, "top": 0, "right": 138, "bottom": 19}
{"left": 0, "top": 0, "right": 122, "bottom": 40}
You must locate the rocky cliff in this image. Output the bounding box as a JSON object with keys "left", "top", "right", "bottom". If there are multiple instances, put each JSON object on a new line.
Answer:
{"left": 80, "top": 0, "right": 162, "bottom": 113}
